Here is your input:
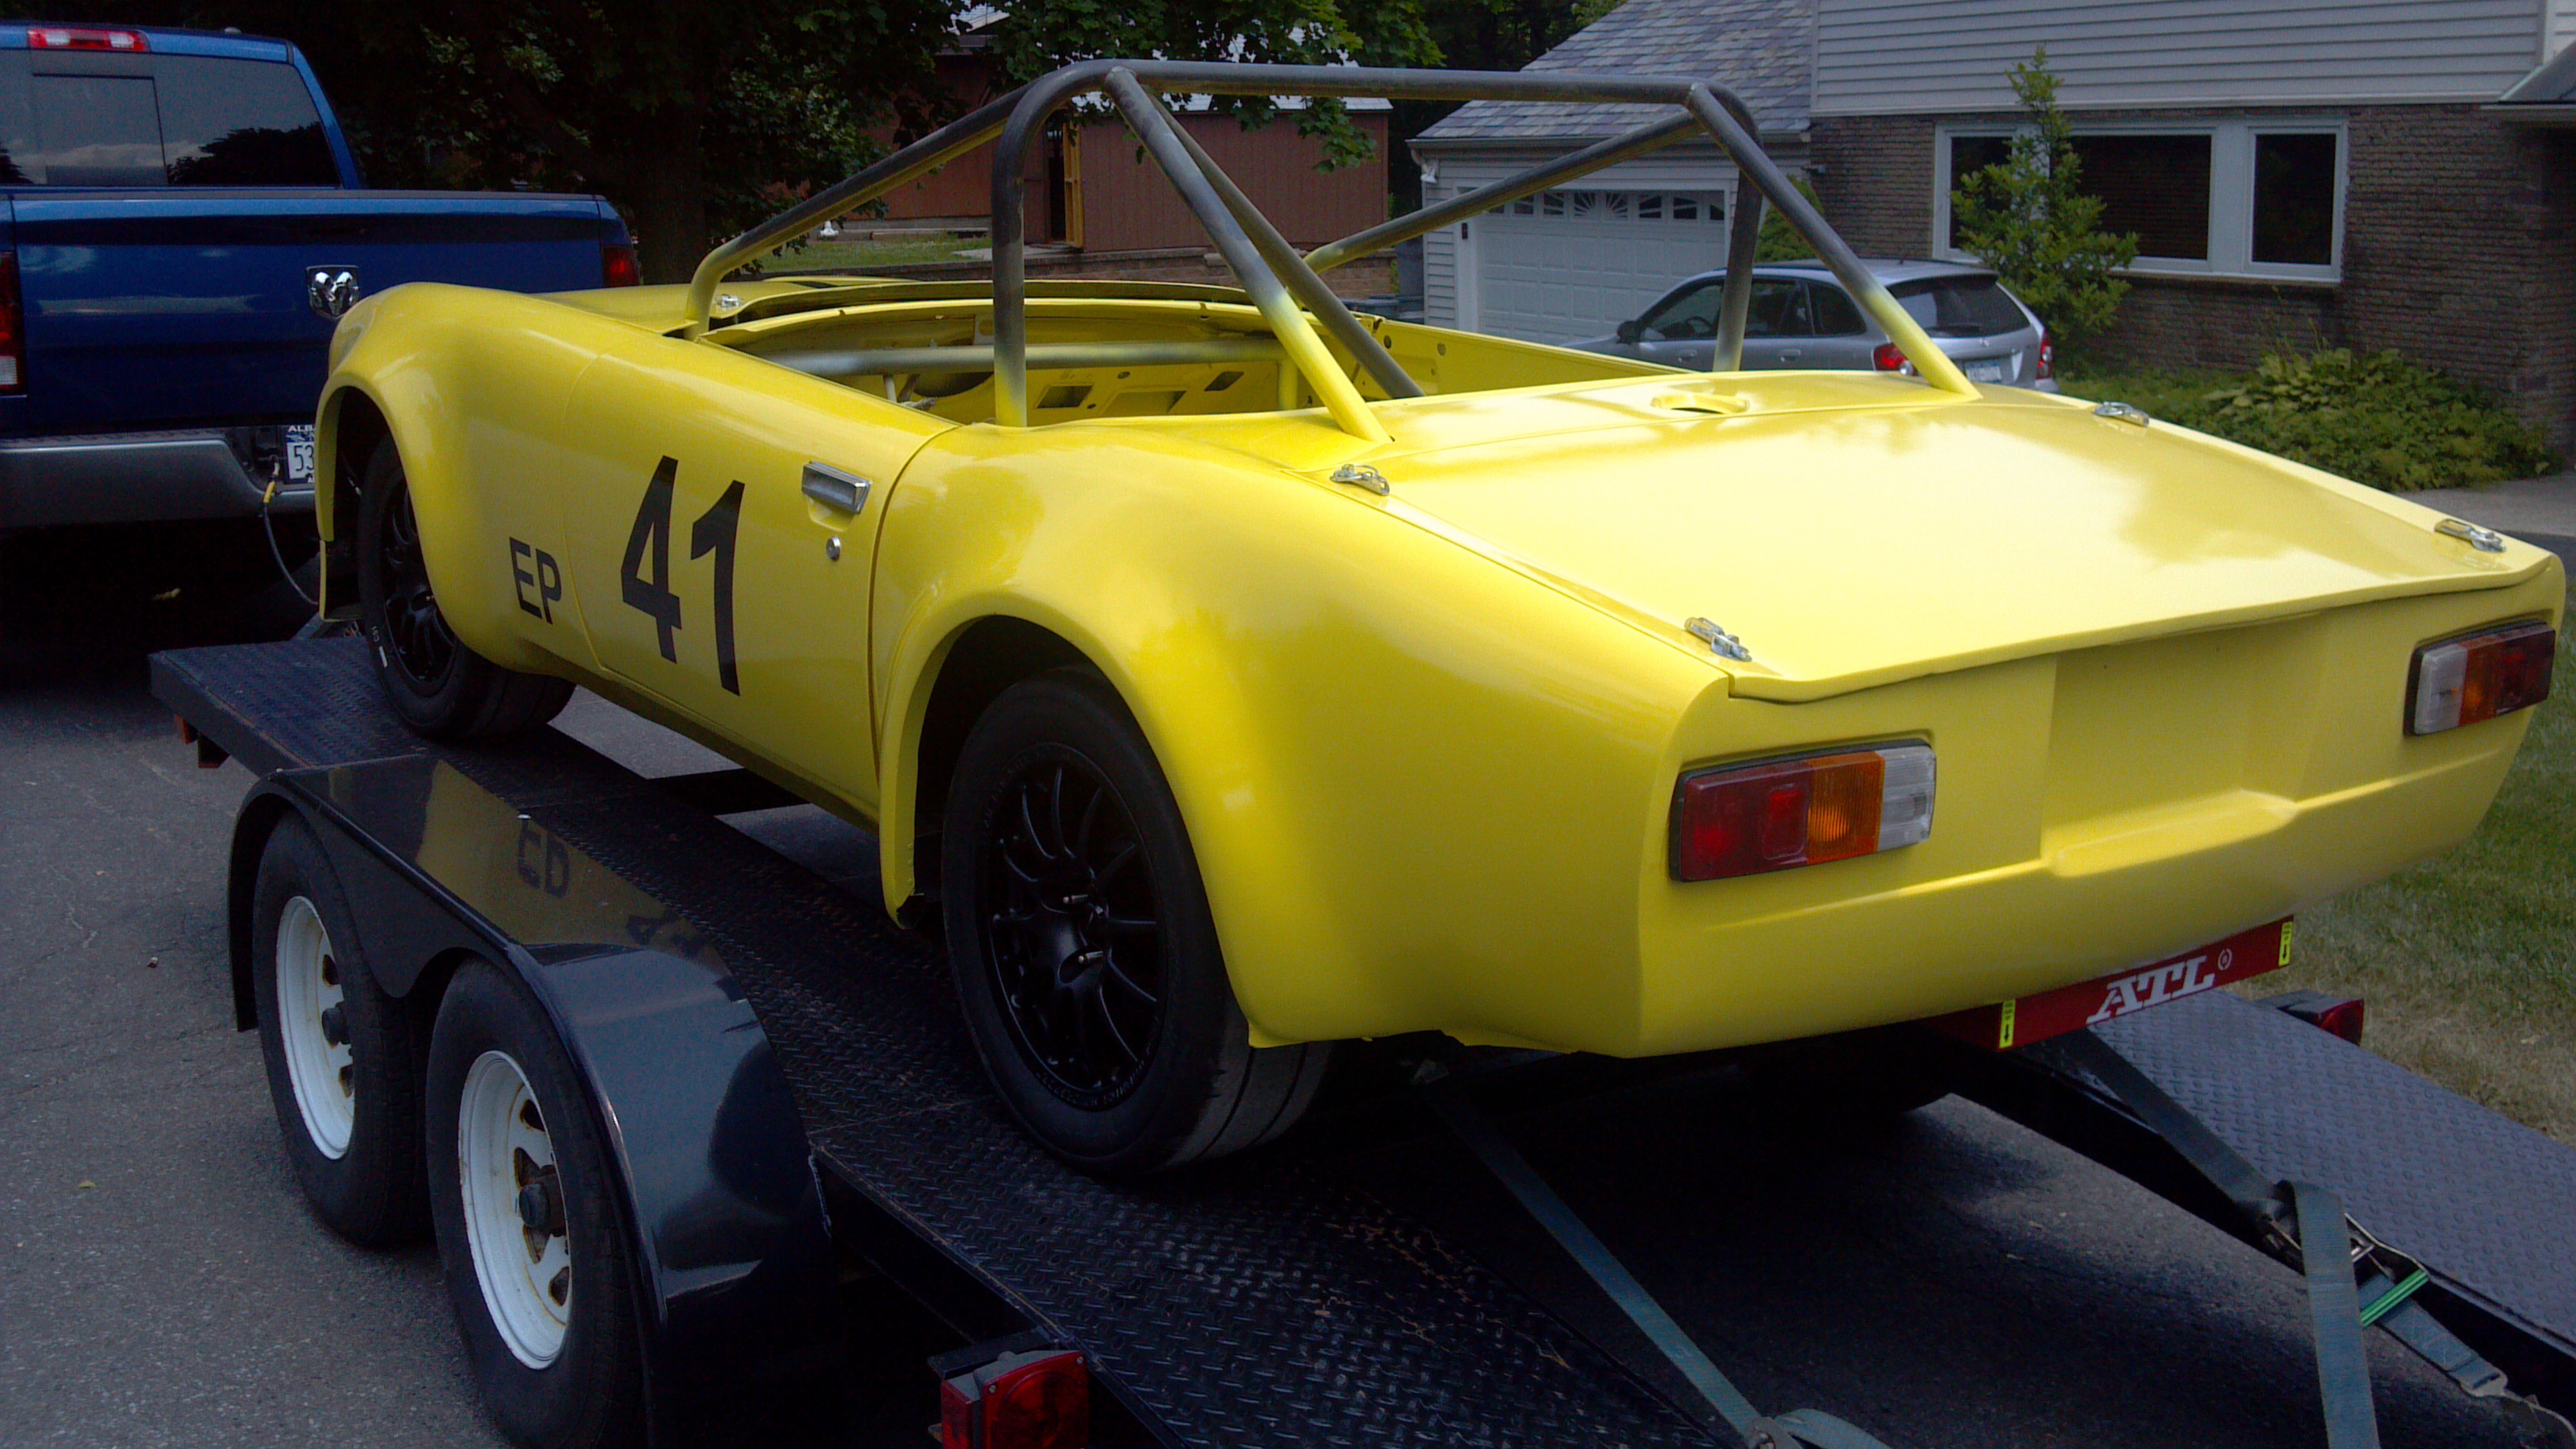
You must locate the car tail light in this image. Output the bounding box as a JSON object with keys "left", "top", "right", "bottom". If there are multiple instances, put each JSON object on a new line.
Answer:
{"left": 29, "top": 26, "right": 148, "bottom": 51}
{"left": 938, "top": 1346, "right": 1088, "bottom": 1449}
{"left": 2035, "top": 330, "right": 2054, "bottom": 380}
{"left": 1870, "top": 342, "right": 1908, "bottom": 372}
{"left": 2405, "top": 620, "right": 2555, "bottom": 735}
{"left": 601, "top": 243, "right": 641, "bottom": 287}
{"left": 1671, "top": 743, "right": 1934, "bottom": 882}
{"left": 0, "top": 253, "right": 23, "bottom": 393}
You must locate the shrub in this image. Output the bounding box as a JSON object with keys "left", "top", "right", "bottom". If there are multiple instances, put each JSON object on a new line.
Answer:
{"left": 2076, "top": 350, "right": 2559, "bottom": 492}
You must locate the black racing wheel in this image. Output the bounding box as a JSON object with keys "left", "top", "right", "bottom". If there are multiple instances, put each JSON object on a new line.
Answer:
{"left": 942, "top": 668, "right": 1330, "bottom": 1175}
{"left": 356, "top": 442, "right": 571, "bottom": 739}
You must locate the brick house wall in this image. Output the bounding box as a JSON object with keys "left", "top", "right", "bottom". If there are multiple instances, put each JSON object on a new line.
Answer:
{"left": 1810, "top": 106, "right": 2576, "bottom": 451}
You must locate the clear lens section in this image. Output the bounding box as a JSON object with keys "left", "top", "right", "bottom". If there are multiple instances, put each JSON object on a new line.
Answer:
{"left": 1877, "top": 743, "right": 1936, "bottom": 848}
{"left": 2410, "top": 642, "right": 2469, "bottom": 734}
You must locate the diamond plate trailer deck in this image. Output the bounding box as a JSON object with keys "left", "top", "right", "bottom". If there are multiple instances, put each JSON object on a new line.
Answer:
{"left": 152, "top": 636, "right": 2576, "bottom": 1449}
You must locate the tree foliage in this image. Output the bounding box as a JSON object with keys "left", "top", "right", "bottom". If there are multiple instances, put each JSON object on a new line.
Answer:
{"left": 1949, "top": 47, "right": 2136, "bottom": 344}
{"left": 991, "top": 0, "right": 1437, "bottom": 172}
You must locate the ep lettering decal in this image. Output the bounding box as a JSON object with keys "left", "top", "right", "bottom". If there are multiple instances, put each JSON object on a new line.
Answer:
{"left": 620, "top": 456, "right": 745, "bottom": 695}
{"left": 510, "top": 539, "right": 564, "bottom": 623}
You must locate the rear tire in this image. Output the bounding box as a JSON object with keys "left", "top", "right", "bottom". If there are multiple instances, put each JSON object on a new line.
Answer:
{"left": 250, "top": 814, "right": 429, "bottom": 1247}
{"left": 942, "top": 668, "right": 1330, "bottom": 1175}
{"left": 427, "top": 960, "right": 646, "bottom": 1449}
{"left": 357, "top": 443, "right": 571, "bottom": 739}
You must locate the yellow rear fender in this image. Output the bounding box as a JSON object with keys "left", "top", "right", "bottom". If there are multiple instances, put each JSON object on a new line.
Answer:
{"left": 874, "top": 419, "right": 1718, "bottom": 1050}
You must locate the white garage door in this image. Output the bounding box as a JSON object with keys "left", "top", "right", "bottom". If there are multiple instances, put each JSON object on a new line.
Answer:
{"left": 1473, "top": 189, "right": 1734, "bottom": 346}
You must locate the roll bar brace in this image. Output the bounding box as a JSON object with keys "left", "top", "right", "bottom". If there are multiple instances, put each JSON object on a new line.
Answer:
{"left": 684, "top": 59, "right": 1977, "bottom": 441}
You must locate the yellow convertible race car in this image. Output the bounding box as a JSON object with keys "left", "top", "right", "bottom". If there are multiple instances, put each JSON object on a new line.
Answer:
{"left": 313, "top": 62, "right": 2561, "bottom": 1174}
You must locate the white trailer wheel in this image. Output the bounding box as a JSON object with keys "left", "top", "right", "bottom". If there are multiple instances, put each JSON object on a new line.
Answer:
{"left": 456, "top": 1050, "right": 572, "bottom": 1369}
{"left": 274, "top": 895, "right": 355, "bottom": 1159}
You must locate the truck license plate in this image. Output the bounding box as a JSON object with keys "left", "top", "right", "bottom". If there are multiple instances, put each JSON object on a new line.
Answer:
{"left": 1926, "top": 919, "right": 2293, "bottom": 1051}
{"left": 284, "top": 425, "right": 316, "bottom": 485}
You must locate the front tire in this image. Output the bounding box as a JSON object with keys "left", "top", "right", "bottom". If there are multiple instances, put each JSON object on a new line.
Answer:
{"left": 942, "top": 669, "right": 1330, "bottom": 1175}
{"left": 251, "top": 815, "right": 429, "bottom": 1246}
{"left": 356, "top": 442, "right": 571, "bottom": 739}
{"left": 427, "top": 960, "right": 645, "bottom": 1449}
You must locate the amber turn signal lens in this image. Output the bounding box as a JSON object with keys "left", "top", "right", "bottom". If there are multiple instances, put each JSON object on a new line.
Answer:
{"left": 1671, "top": 744, "right": 1932, "bottom": 882}
{"left": 2406, "top": 620, "right": 2555, "bottom": 735}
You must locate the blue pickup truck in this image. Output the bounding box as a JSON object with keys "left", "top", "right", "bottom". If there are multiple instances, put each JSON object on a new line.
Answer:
{"left": 0, "top": 23, "right": 634, "bottom": 586}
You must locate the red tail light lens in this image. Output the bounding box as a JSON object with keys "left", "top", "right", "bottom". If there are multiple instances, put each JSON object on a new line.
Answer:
{"left": 2035, "top": 330, "right": 2054, "bottom": 380}
{"left": 1672, "top": 743, "right": 1934, "bottom": 882}
{"left": 0, "top": 253, "right": 23, "bottom": 393}
{"left": 601, "top": 243, "right": 641, "bottom": 287}
{"left": 2406, "top": 620, "right": 2555, "bottom": 735}
{"left": 29, "top": 26, "right": 148, "bottom": 50}
{"left": 1870, "top": 342, "right": 1908, "bottom": 372}
{"left": 939, "top": 1347, "right": 1088, "bottom": 1449}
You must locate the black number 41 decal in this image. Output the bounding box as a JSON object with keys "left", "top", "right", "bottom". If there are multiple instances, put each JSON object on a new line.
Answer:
{"left": 621, "top": 455, "right": 744, "bottom": 694}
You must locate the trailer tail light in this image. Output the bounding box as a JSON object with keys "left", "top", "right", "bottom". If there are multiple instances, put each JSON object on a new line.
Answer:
{"left": 2035, "top": 330, "right": 2054, "bottom": 380}
{"left": 28, "top": 26, "right": 148, "bottom": 50}
{"left": 1671, "top": 743, "right": 1934, "bottom": 881}
{"left": 2406, "top": 621, "right": 2555, "bottom": 735}
{"left": 938, "top": 1345, "right": 1088, "bottom": 1449}
{"left": 601, "top": 243, "right": 640, "bottom": 287}
{"left": 1871, "top": 342, "right": 1908, "bottom": 372}
{"left": 0, "top": 253, "right": 22, "bottom": 393}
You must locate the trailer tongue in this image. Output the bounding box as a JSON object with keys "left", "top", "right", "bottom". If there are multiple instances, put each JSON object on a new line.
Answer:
{"left": 155, "top": 635, "right": 2575, "bottom": 1449}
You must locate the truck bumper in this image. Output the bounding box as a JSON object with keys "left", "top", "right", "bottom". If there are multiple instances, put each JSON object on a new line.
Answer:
{"left": 0, "top": 429, "right": 315, "bottom": 529}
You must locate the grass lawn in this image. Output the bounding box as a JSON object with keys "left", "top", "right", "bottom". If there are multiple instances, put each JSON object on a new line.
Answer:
{"left": 2244, "top": 615, "right": 2575, "bottom": 1144}
{"left": 766, "top": 232, "right": 982, "bottom": 271}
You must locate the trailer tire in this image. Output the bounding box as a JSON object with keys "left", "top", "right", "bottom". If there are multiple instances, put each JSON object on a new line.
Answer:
{"left": 427, "top": 959, "right": 645, "bottom": 1449}
{"left": 357, "top": 443, "right": 572, "bottom": 740}
{"left": 944, "top": 668, "right": 1330, "bottom": 1176}
{"left": 250, "top": 814, "right": 429, "bottom": 1247}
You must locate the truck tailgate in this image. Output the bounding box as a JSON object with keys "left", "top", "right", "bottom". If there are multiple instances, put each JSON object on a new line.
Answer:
{"left": 12, "top": 190, "right": 615, "bottom": 432}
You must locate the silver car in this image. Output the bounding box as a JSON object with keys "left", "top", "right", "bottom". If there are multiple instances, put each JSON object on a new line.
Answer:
{"left": 1574, "top": 259, "right": 2058, "bottom": 391}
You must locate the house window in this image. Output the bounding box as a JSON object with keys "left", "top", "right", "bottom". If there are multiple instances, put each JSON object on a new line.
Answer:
{"left": 1937, "top": 121, "right": 2343, "bottom": 282}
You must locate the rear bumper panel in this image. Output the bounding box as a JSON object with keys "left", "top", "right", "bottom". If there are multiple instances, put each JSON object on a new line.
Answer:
{"left": 0, "top": 429, "right": 314, "bottom": 528}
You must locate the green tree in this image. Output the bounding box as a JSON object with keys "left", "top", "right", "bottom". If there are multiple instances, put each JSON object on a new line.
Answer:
{"left": 993, "top": 0, "right": 1439, "bottom": 173}
{"left": 1949, "top": 47, "right": 2136, "bottom": 344}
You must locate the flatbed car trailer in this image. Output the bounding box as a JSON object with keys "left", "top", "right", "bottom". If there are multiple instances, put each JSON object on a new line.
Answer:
{"left": 155, "top": 635, "right": 2576, "bottom": 1449}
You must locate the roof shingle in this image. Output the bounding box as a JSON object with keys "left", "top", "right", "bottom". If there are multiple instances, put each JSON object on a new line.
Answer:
{"left": 1417, "top": 0, "right": 1813, "bottom": 146}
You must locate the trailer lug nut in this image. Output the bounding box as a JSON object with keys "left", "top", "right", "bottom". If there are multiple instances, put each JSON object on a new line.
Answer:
{"left": 516, "top": 1177, "right": 564, "bottom": 1238}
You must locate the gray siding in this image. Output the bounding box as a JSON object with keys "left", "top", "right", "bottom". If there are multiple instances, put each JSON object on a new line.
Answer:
{"left": 1815, "top": 0, "right": 2551, "bottom": 114}
{"left": 2554, "top": 0, "right": 2576, "bottom": 55}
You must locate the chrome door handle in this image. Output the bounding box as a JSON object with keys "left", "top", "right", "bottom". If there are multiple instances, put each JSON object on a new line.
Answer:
{"left": 801, "top": 462, "right": 871, "bottom": 515}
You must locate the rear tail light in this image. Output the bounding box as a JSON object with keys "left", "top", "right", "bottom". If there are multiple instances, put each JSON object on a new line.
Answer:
{"left": 2262, "top": 989, "right": 2365, "bottom": 1045}
{"left": 2035, "top": 330, "right": 2054, "bottom": 380}
{"left": 2405, "top": 620, "right": 2555, "bottom": 735}
{"left": 29, "top": 26, "right": 148, "bottom": 50}
{"left": 1870, "top": 342, "right": 1908, "bottom": 373}
{"left": 938, "top": 1344, "right": 1088, "bottom": 1449}
{"left": 1672, "top": 743, "right": 1934, "bottom": 882}
{"left": 0, "top": 253, "right": 23, "bottom": 393}
{"left": 601, "top": 243, "right": 641, "bottom": 287}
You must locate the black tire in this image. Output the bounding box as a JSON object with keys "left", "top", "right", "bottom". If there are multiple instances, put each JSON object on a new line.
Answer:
{"left": 250, "top": 814, "right": 429, "bottom": 1248}
{"left": 426, "top": 959, "right": 646, "bottom": 1449}
{"left": 942, "top": 668, "right": 1331, "bottom": 1175}
{"left": 357, "top": 442, "right": 572, "bottom": 739}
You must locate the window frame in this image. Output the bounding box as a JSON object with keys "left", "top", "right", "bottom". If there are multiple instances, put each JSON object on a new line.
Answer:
{"left": 1932, "top": 118, "right": 2346, "bottom": 284}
